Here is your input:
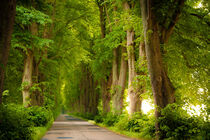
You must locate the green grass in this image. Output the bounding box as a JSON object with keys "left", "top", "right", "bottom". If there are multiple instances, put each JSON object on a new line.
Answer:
{"left": 32, "top": 119, "right": 54, "bottom": 140}
{"left": 96, "top": 123, "right": 151, "bottom": 140}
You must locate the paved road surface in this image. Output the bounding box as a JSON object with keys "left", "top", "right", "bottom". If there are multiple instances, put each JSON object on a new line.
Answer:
{"left": 42, "top": 114, "right": 136, "bottom": 140}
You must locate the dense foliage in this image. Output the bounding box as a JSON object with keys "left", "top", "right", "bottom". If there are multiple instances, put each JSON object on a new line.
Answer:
{"left": 0, "top": 104, "right": 53, "bottom": 140}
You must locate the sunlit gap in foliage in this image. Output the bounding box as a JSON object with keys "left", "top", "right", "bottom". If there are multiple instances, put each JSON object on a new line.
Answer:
{"left": 194, "top": 1, "right": 203, "bottom": 8}
{"left": 126, "top": 96, "right": 154, "bottom": 114}
{"left": 126, "top": 88, "right": 208, "bottom": 116}
{"left": 183, "top": 104, "right": 206, "bottom": 116}
{"left": 182, "top": 88, "right": 208, "bottom": 118}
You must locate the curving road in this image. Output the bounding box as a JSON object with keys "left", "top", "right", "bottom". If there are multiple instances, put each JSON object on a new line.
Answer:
{"left": 41, "top": 114, "right": 137, "bottom": 140}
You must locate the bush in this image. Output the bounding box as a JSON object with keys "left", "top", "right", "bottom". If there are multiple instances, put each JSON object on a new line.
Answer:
{"left": 115, "top": 114, "right": 130, "bottom": 131}
{"left": 159, "top": 103, "right": 209, "bottom": 139}
{"left": 0, "top": 104, "right": 33, "bottom": 140}
{"left": 27, "top": 106, "right": 53, "bottom": 127}
{"left": 0, "top": 104, "right": 55, "bottom": 140}
{"left": 94, "top": 115, "right": 104, "bottom": 123}
{"left": 103, "top": 113, "right": 119, "bottom": 126}
{"left": 115, "top": 113, "right": 155, "bottom": 138}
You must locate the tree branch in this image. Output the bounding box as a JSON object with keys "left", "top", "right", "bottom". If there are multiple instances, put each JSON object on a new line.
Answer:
{"left": 190, "top": 13, "right": 210, "bottom": 27}
{"left": 161, "top": 0, "right": 185, "bottom": 43}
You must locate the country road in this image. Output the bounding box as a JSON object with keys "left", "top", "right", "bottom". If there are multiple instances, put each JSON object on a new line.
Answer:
{"left": 41, "top": 114, "right": 137, "bottom": 140}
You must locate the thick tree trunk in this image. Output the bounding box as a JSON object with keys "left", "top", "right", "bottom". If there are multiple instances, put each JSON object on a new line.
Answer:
{"left": 0, "top": 0, "right": 16, "bottom": 104}
{"left": 140, "top": 0, "right": 184, "bottom": 138}
{"left": 22, "top": 23, "right": 37, "bottom": 107}
{"left": 112, "top": 47, "right": 127, "bottom": 114}
{"left": 98, "top": 1, "right": 112, "bottom": 114}
{"left": 31, "top": 60, "right": 43, "bottom": 106}
{"left": 127, "top": 30, "right": 143, "bottom": 114}
{"left": 22, "top": 49, "right": 34, "bottom": 107}
{"left": 126, "top": 29, "right": 139, "bottom": 114}
{"left": 112, "top": 48, "right": 118, "bottom": 91}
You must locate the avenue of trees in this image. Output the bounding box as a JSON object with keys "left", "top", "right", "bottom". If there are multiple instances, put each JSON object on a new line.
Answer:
{"left": 0, "top": 0, "right": 209, "bottom": 139}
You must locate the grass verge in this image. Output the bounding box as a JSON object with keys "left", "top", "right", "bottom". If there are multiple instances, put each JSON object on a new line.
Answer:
{"left": 32, "top": 119, "right": 54, "bottom": 140}
{"left": 95, "top": 123, "right": 151, "bottom": 140}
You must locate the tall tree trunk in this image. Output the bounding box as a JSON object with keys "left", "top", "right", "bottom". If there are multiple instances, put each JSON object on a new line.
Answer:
{"left": 101, "top": 77, "right": 111, "bottom": 114}
{"left": 123, "top": 2, "right": 142, "bottom": 114}
{"left": 109, "top": 3, "right": 128, "bottom": 114}
{"left": 97, "top": 1, "right": 111, "bottom": 114}
{"left": 31, "top": 61, "right": 39, "bottom": 106}
{"left": 31, "top": 25, "right": 48, "bottom": 106}
{"left": 140, "top": 0, "right": 184, "bottom": 138}
{"left": 22, "top": 23, "right": 37, "bottom": 107}
{"left": 126, "top": 29, "right": 138, "bottom": 114}
{"left": 111, "top": 47, "right": 119, "bottom": 113}
{"left": 22, "top": 49, "right": 34, "bottom": 107}
{"left": 98, "top": 0, "right": 106, "bottom": 39}
{"left": 112, "top": 47, "right": 127, "bottom": 114}
{"left": 0, "top": 0, "right": 16, "bottom": 104}
{"left": 79, "top": 65, "right": 99, "bottom": 115}
{"left": 112, "top": 48, "right": 118, "bottom": 92}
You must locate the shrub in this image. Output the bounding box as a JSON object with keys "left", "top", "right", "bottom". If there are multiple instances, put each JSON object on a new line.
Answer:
{"left": 159, "top": 103, "right": 207, "bottom": 139}
{"left": 115, "top": 114, "right": 130, "bottom": 131}
{"left": 103, "top": 113, "right": 119, "bottom": 126}
{"left": 27, "top": 106, "right": 53, "bottom": 127}
{"left": 115, "top": 113, "right": 155, "bottom": 138}
{"left": 0, "top": 104, "right": 33, "bottom": 140}
{"left": 94, "top": 115, "right": 104, "bottom": 123}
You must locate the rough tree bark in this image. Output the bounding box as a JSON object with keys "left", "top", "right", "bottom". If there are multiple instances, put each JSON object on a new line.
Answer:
{"left": 22, "top": 49, "right": 34, "bottom": 107}
{"left": 126, "top": 28, "right": 139, "bottom": 114}
{"left": 140, "top": 0, "right": 184, "bottom": 138}
{"left": 0, "top": 0, "right": 16, "bottom": 104}
{"left": 22, "top": 23, "right": 37, "bottom": 107}
{"left": 123, "top": 2, "right": 142, "bottom": 114}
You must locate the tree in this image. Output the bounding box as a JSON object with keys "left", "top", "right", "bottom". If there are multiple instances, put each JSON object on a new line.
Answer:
{"left": 109, "top": 3, "right": 127, "bottom": 114}
{"left": 13, "top": 4, "right": 52, "bottom": 107}
{"left": 0, "top": 0, "right": 16, "bottom": 104}
{"left": 96, "top": 0, "right": 112, "bottom": 114}
{"left": 123, "top": 1, "right": 143, "bottom": 114}
{"left": 140, "top": 0, "right": 185, "bottom": 138}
